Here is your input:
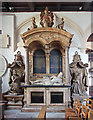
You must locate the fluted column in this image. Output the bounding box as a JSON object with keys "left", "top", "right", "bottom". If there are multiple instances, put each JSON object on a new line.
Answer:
{"left": 65, "top": 47, "right": 70, "bottom": 84}
{"left": 24, "top": 46, "right": 29, "bottom": 85}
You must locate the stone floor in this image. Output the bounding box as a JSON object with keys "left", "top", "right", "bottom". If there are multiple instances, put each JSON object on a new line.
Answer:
{"left": 4, "top": 109, "right": 65, "bottom": 120}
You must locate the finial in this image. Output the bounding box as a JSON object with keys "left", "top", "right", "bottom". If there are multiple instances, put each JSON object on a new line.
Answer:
{"left": 28, "top": 17, "right": 37, "bottom": 30}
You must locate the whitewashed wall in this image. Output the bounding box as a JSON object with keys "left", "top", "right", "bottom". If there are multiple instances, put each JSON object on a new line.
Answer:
{"left": 1, "top": 12, "right": 92, "bottom": 93}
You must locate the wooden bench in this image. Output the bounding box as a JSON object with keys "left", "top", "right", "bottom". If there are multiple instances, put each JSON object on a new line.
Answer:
{"left": 36, "top": 106, "right": 47, "bottom": 120}
{"left": 86, "top": 98, "right": 93, "bottom": 109}
{"left": 65, "top": 99, "right": 82, "bottom": 120}
{"left": 81, "top": 104, "right": 88, "bottom": 120}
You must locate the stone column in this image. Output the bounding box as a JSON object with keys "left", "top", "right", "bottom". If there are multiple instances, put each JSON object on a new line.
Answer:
{"left": 29, "top": 52, "right": 33, "bottom": 80}
{"left": 46, "top": 54, "right": 50, "bottom": 74}
{"left": 62, "top": 55, "right": 65, "bottom": 82}
{"left": 65, "top": 47, "right": 69, "bottom": 84}
{"left": 45, "top": 44, "right": 50, "bottom": 75}
{"left": 24, "top": 46, "right": 29, "bottom": 85}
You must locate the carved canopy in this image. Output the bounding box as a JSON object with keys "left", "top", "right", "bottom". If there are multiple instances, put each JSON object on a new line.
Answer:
{"left": 20, "top": 27, "right": 73, "bottom": 49}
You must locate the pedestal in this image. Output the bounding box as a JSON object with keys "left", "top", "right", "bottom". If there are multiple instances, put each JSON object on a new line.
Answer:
{"left": 4, "top": 95, "right": 24, "bottom": 109}
{"left": 21, "top": 85, "right": 71, "bottom": 112}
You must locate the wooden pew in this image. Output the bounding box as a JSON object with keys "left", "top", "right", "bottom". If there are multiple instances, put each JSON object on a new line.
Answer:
{"left": 36, "top": 106, "right": 47, "bottom": 120}
{"left": 86, "top": 98, "right": 93, "bottom": 109}
{"left": 0, "top": 103, "right": 5, "bottom": 120}
{"left": 81, "top": 104, "right": 88, "bottom": 120}
{"left": 65, "top": 99, "right": 82, "bottom": 120}
{"left": 88, "top": 108, "right": 93, "bottom": 119}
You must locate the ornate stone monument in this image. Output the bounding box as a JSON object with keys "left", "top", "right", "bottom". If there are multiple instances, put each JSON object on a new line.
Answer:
{"left": 4, "top": 51, "right": 25, "bottom": 109}
{"left": 20, "top": 7, "right": 73, "bottom": 111}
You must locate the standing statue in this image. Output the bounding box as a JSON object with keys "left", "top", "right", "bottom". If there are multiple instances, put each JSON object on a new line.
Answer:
{"left": 8, "top": 51, "right": 25, "bottom": 95}
{"left": 40, "top": 7, "right": 54, "bottom": 27}
{"left": 70, "top": 51, "right": 88, "bottom": 96}
{"left": 57, "top": 18, "right": 64, "bottom": 30}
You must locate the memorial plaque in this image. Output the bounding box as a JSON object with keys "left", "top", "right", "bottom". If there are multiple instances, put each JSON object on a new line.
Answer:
{"left": 0, "top": 55, "right": 7, "bottom": 77}
{"left": 51, "top": 92, "right": 63, "bottom": 103}
{"left": 0, "top": 34, "right": 10, "bottom": 48}
{"left": 31, "top": 92, "right": 44, "bottom": 103}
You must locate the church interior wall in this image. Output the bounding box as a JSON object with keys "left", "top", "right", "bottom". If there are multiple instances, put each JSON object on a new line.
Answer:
{"left": 1, "top": 11, "right": 92, "bottom": 93}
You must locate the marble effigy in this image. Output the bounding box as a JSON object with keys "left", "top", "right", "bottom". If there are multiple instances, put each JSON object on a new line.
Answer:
{"left": 30, "top": 72, "right": 66, "bottom": 85}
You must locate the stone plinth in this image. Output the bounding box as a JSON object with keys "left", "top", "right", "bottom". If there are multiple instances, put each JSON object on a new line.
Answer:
{"left": 4, "top": 95, "right": 24, "bottom": 109}
{"left": 22, "top": 85, "right": 71, "bottom": 112}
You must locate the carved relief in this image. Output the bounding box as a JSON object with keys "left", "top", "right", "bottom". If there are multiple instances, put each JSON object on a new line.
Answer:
{"left": 8, "top": 51, "right": 25, "bottom": 95}
{"left": 70, "top": 51, "right": 88, "bottom": 96}
{"left": 24, "top": 31, "right": 71, "bottom": 49}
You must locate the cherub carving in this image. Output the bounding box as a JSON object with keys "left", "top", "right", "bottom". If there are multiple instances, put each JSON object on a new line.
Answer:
{"left": 28, "top": 17, "right": 37, "bottom": 30}
{"left": 57, "top": 18, "right": 64, "bottom": 30}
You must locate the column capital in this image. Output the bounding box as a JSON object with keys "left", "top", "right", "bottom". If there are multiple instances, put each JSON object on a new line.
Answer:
{"left": 45, "top": 44, "right": 51, "bottom": 54}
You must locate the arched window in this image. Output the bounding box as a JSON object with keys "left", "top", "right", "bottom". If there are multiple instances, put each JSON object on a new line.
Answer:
{"left": 33, "top": 49, "right": 46, "bottom": 73}
{"left": 50, "top": 49, "right": 62, "bottom": 73}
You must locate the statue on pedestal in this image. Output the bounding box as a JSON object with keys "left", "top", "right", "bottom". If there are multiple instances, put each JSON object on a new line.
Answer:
{"left": 40, "top": 7, "right": 54, "bottom": 27}
{"left": 70, "top": 51, "right": 88, "bottom": 96}
{"left": 8, "top": 51, "right": 25, "bottom": 95}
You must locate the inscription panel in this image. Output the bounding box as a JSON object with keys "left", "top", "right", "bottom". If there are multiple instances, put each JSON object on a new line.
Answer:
{"left": 0, "top": 34, "right": 10, "bottom": 48}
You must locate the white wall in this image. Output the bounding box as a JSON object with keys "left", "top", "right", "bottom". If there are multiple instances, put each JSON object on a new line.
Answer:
{"left": 1, "top": 11, "right": 92, "bottom": 93}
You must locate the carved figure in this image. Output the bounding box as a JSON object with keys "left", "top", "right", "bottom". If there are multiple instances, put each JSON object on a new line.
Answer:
{"left": 28, "top": 17, "right": 37, "bottom": 30}
{"left": 9, "top": 70, "right": 22, "bottom": 95}
{"left": 57, "top": 18, "right": 64, "bottom": 30}
{"left": 70, "top": 51, "right": 88, "bottom": 96}
{"left": 40, "top": 7, "right": 54, "bottom": 27}
{"left": 8, "top": 51, "right": 25, "bottom": 95}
